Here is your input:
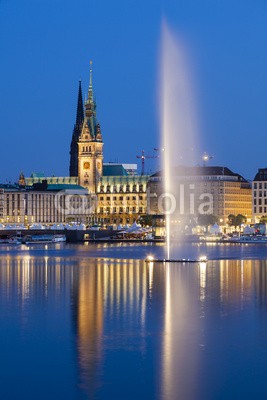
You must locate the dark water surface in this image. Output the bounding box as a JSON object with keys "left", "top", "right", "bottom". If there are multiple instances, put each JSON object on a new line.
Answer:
{"left": 1, "top": 242, "right": 267, "bottom": 399}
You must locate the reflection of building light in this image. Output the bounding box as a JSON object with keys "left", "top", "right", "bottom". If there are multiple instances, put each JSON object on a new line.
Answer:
{"left": 199, "top": 262, "right": 206, "bottom": 300}
{"left": 163, "top": 264, "right": 172, "bottom": 398}
{"left": 240, "top": 259, "right": 244, "bottom": 305}
{"left": 148, "top": 262, "right": 154, "bottom": 293}
{"left": 21, "top": 256, "right": 31, "bottom": 300}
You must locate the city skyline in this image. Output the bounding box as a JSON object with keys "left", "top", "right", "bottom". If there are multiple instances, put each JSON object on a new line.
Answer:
{"left": 1, "top": 0, "right": 267, "bottom": 182}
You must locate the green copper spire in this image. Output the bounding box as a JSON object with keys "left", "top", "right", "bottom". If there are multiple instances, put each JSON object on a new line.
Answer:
{"left": 87, "top": 60, "right": 94, "bottom": 104}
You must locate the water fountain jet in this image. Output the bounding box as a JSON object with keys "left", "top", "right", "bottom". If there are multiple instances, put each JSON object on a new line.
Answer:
{"left": 159, "top": 21, "right": 199, "bottom": 259}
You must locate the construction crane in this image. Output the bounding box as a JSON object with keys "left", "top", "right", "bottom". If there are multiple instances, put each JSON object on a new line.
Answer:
{"left": 136, "top": 150, "right": 158, "bottom": 175}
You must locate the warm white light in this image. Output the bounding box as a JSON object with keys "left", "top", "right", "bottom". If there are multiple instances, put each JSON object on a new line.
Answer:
{"left": 146, "top": 255, "right": 154, "bottom": 261}
{"left": 199, "top": 255, "right": 207, "bottom": 262}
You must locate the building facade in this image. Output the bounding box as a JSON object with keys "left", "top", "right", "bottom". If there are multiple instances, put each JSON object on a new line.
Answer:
{"left": 96, "top": 169, "right": 148, "bottom": 225}
{"left": 0, "top": 181, "right": 92, "bottom": 225}
{"left": 252, "top": 168, "right": 267, "bottom": 222}
{"left": 148, "top": 166, "right": 252, "bottom": 226}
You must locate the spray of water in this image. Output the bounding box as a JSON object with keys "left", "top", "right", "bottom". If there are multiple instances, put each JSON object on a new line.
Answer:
{"left": 160, "top": 21, "right": 198, "bottom": 259}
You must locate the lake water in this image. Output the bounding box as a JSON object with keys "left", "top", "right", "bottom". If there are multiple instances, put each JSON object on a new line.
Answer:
{"left": 1, "top": 242, "right": 267, "bottom": 399}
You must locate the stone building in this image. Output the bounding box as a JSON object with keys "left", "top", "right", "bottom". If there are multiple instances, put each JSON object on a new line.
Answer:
{"left": 148, "top": 166, "right": 252, "bottom": 226}
{"left": 76, "top": 63, "right": 103, "bottom": 193}
{"left": 0, "top": 180, "right": 92, "bottom": 225}
{"left": 96, "top": 164, "right": 148, "bottom": 225}
{"left": 252, "top": 168, "right": 267, "bottom": 222}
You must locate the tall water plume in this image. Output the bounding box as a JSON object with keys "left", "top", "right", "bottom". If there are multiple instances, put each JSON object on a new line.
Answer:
{"left": 160, "top": 21, "right": 199, "bottom": 259}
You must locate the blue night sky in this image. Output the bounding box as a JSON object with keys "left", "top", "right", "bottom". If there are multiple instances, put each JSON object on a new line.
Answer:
{"left": 0, "top": 0, "right": 267, "bottom": 182}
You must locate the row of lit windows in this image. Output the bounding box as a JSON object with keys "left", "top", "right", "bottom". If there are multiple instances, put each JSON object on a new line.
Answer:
{"left": 99, "top": 195, "right": 143, "bottom": 201}
{"left": 254, "top": 198, "right": 267, "bottom": 206}
{"left": 254, "top": 191, "right": 267, "bottom": 198}
{"left": 81, "top": 145, "right": 92, "bottom": 153}
{"left": 254, "top": 207, "right": 267, "bottom": 214}
{"left": 224, "top": 197, "right": 252, "bottom": 201}
{"left": 99, "top": 184, "right": 145, "bottom": 193}
{"left": 99, "top": 207, "right": 143, "bottom": 214}
{"left": 253, "top": 182, "right": 267, "bottom": 189}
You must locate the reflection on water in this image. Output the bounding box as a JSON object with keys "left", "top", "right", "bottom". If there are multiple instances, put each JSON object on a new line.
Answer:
{"left": 1, "top": 249, "right": 267, "bottom": 399}
{"left": 161, "top": 260, "right": 267, "bottom": 400}
{"left": 72, "top": 260, "right": 104, "bottom": 396}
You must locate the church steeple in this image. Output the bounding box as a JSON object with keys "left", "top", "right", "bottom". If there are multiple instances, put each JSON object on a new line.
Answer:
{"left": 76, "top": 80, "right": 84, "bottom": 128}
{"left": 77, "top": 61, "right": 104, "bottom": 192}
{"left": 69, "top": 81, "right": 85, "bottom": 177}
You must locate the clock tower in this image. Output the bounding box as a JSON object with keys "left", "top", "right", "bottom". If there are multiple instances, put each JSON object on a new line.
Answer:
{"left": 78, "top": 62, "right": 103, "bottom": 193}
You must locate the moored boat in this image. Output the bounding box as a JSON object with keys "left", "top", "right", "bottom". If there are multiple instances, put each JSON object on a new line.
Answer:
{"left": 52, "top": 234, "right": 66, "bottom": 243}
{"left": 22, "top": 234, "right": 66, "bottom": 244}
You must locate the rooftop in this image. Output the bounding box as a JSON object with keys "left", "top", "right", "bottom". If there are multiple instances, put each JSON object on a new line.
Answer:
{"left": 103, "top": 164, "right": 128, "bottom": 177}
{"left": 253, "top": 168, "right": 267, "bottom": 181}
{"left": 151, "top": 166, "right": 249, "bottom": 182}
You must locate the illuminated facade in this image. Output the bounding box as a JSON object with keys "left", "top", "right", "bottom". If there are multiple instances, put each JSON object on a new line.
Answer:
{"left": 252, "top": 168, "right": 267, "bottom": 222}
{"left": 77, "top": 63, "right": 103, "bottom": 193}
{"left": 96, "top": 172, "right": 148, "bottom": 225}
{"left": 0, "top": 181, "right": 91, "bottom": 225}
{"left": 148, "top": 166, "right": 252, "bottom": 225}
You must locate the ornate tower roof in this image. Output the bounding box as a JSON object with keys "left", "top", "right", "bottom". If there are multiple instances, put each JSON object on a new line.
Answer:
{"left": 87, "top": 60, "right": 94, "bottom": 105}
{"left": 70, "top": 81, "right": 85, "bottom": 177}
{"left": 80, "top": 61, "right": 102, "bottom": 143}
{"left": 75, "top": 80, "right": 84, "bottom": 129}
{"left": 77, "top": 61, "right": 104, "bottom": 192}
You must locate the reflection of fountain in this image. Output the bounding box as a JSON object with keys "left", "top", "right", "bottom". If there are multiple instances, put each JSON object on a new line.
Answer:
{"left": 160, "top": 21, "right": 198, "bottom": 258}
{"left": 161, "top": 264, "right": 200, "bottom": 399}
